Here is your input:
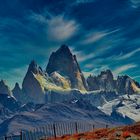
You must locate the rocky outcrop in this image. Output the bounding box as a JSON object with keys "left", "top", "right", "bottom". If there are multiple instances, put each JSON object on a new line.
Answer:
{"left": 46, "top": 45, "right": 87, "bottom": 91}
{"left": 50, "top": 72, "right": 71, "bottom": 89}
{"left": 0, "top": 80, "right": 11, "bottom": 95}
{"left": 87, "top": 70, "right": 140, "bottom": 94}
{"left": 116, "top": 75, "right": 140, "bottom": 94}
{"left": 0, "top": 94, "right": 20, "bottom": 111}
{"left": 0, "top": 81, "right": 19, "bottom": 111}
{"left": 87, "top": 70, "right": 115, "bottom": 91}
{"left": 22, "top": 60, "right": 46, "bottom": 104}
{"left": 12, "top": 83, "right": 23, "bottom": 103}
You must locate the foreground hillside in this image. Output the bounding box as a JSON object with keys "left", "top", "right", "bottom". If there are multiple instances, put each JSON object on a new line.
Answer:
{"left": 47, "top": 122, "right": 140, "bottom": 140}
{"left": 0, "top": 99, "right": 128, "bottom": 136}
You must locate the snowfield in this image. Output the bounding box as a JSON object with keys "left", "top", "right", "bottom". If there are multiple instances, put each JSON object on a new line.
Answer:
{"left": 98, "top": 94, "right": 140, "bottom": 122}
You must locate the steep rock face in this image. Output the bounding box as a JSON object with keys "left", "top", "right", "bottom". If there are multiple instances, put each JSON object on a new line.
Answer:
{"left": 46, "top": 45, "right": 87, "bottom": 91}
{"left": 87, "top": 70, "right": 115, "bottom": 91}
{"left": 12, "top": 83, "right": 23, "bottom": 103}
{"left": 116, "top": 75, "right": 140, "bottom": 94}
{"left": 87, "top": 70, "right": 140, "bottom": 94}
{"left": 0, "top": 94, "right": 20, "bottom": 111}
{"left": 22, "top": 60, "right": 46, "bottom": 104}
{"left": 0, "top": 80, "right": 11, "bottom": 96}
{"left": 87, "top": 76, "right": 100, "bottom": 91}
{"left": 50, "top": 72, "right": 71, "bottom": 89}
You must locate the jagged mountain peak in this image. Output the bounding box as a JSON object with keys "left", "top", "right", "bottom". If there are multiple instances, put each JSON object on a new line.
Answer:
{"left": 27, "top": 60, "right": 43, "bottom": 75}
{"left": 117, "top": 75, "right": 132, "bottom": 81}
{"left": 46, "top": 45, "right": 79, "bottom": 75}
{"left": 13, "top": 82, "right": 21, "bottom": 91}
{"left": 87, "top": 70, "right": 140, "bottom": 94}
{"left": 0, "top": 80, "right": 6, "bottom": 85}
{"left": 88, "top": 69, "right": 114, "bottom": 79}
{"left": 46, "top": 44, "right": 87, "bottom": 90}
{"left": 22, "top": 60, "right": 46, "bottom": 104}
{"left": 58, "top": 44, "right": 71, "bottom": 53}
{"left": 116, "top": 75, "right": 140, "bottom": 94}
{"left": 87, "top": 69, "right": 115, "bottom": 91}
{"left": 104, "top": 69, "right": 113, "bottom": 75}
{"left": 12, "top": 82, "right": 23, "bottom": 103}
{"left": 55, "top": 44, "right": 73, "bottom": 57}
{"left": 99, "top": 69, "right": 113, "bottom": 78}
{"left": 47, "top": 45, "right": 73, "bottom": 72}
{"left": 28, "top": 60, "right": 38, "bottom": 74}
{"left": 50, "top": 45, "right": 72, "bottom": 59}
{"left": 0, "top": 80, "right": 11, "bottom": 95}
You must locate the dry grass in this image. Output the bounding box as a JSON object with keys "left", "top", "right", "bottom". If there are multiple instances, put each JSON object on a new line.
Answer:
{"left": 43, "top": 122, "right": 140, "bottom": 140}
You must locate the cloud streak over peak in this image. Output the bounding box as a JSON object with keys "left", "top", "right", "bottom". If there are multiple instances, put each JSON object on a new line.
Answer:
{"left": 28, "top": 12, "right": 80, "bottom": 42}
{"left": 46, "top": 15, "right": 79, "bottom": 42}
{"left": 81, "top": 29, "right": 120, "bottom": 45}
{"left": 113, "top": 64, "right": 138, "bottom": 77}
{"left": 116, "top": 48, "right": 140, "bottom": 60}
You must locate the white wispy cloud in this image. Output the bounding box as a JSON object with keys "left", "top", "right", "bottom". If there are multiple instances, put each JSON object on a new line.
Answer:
{"left": 84, "top": 63, "right": 94, "bottom": 69}
{"left": 83, "top": 65, "right": 110, "bottom": 77}
{"left": 29, "top": 13, "right": 79, "bottom": 42}
{"left": 46, "top": 16, "right": 79, "bottom": 42}
{"left": 133, "top": 75, "right": 140, "bottom": 79}
{"left": 74, "top": 35, "right": 122, "bottom": 63}
{"left": 81, "top": 29, "right": 120, "bottom": 45}
{"left": 0, "top": 65, "right": 28, "bottom": 89}
{"left": 74, "top": 51, "right": 95, "bottom": 62}
{"left": 91, "top": 65, "right": 110, "bottom": 74}
{"left": 116, "top": 48, "right": 140, "bottom": 60}
{"left": 113, "top": 64, "right": 137, "bottom": 76}
{"left": 29, "top": 13, "right": 48, "bottom": 24}
{"left": 83, "top": 71, "right": 93, "bottom": 78}
{"left": 130, "top": 0, "right": 140, "bottom": 8}
{"left": 70, "top": 47, "right": 94, "bottom": 63}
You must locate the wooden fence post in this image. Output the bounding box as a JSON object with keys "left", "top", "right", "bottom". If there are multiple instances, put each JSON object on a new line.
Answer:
{"left": 106, "top": 124, "right": 108, "bottom": 128}
{"left": 92, "top": 124, "right": 95, "bottom": 131}
{"left": 4, "top": 136, "right": 7, "bottom": 140}
{"left": 75, "top": 122, "right": 78, "bottom": 133}
{"left": 53, "top": 123, "right": 56, "bottom": 139}
{"left": 20, "top": 131, "right": 23, "bottom": 140}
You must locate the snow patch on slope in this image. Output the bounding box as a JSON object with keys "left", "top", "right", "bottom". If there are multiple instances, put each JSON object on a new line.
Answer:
{"left": 99, "top": 94, "right": 140, "bottom": 122}
{"left": 131, "top": 82, "right": 140, "bottom": 93}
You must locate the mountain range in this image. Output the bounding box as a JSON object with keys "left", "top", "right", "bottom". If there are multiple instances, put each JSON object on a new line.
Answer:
{"left": 0, "top": 44, "right": 140, "bottom": 136}
{"left": 1, "top": 44, "right": 139, "bottom": 104}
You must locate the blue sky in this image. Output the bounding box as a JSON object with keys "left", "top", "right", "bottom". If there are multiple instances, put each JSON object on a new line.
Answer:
{"left": 0, "top": 0, "right": 140, "bottom": 88}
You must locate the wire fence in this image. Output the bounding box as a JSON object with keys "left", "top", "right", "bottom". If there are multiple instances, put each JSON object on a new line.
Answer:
{"left": 0, "top": 122, "right": 109, "bottom": 140}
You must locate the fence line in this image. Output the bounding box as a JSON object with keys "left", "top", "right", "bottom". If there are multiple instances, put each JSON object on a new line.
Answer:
{"left": 0, "top": 122, "right": 109, "bottom": 140}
